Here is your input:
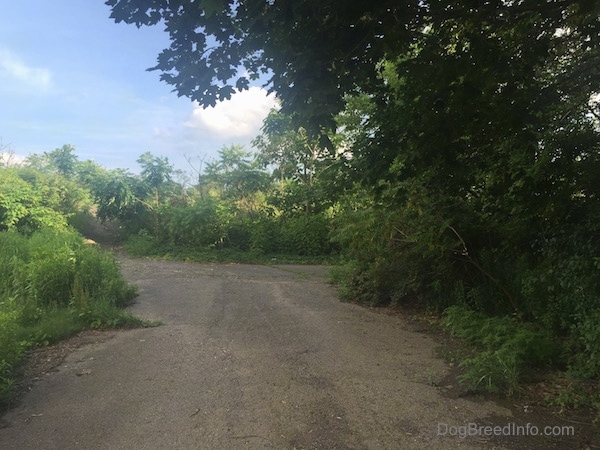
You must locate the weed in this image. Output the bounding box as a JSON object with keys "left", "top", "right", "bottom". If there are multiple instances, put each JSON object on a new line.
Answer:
{"left": 442, "top": 305, "right": 561, "bottom": 395}
{"left": 0, "top": 227, "right": 142, "bottom": 407}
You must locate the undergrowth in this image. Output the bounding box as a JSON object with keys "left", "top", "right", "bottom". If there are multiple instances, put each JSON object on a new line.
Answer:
{"left": 0, "top": 227, "right": 151, "bottom": 407}
{"left": 125, "top": 232, "right": 338, "bottom": 265}
{"left": 442, "top": 305, "right": 561, "bottom": 395}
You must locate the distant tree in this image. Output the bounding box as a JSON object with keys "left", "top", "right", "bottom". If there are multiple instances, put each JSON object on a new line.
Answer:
{"left": 137, "top": 152, "right": 172, "bottom": 189}
{"left": 253, "top": 110, "right": 348, "bottom": 214}
{"left": 137, "top": 152, "right": 176, "bottom": 207}
{"left": 202, "top": 145, "right": 270, "bottom": 215}
{"left": 48, "top": 144, "right": 78, "bottom": 178}
{"left": 93, "top": 169, "right": 149, "bottom": 227}
{"left": 26, "top": 144, "right": 78, "bottom": 179}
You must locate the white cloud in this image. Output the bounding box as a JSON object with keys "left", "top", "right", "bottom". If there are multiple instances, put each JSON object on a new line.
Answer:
{"left": 184, "top": 86, "right": 278, "bottom": 139}
{"left": 0, "top": 47, "right": 52, "bottom": 91}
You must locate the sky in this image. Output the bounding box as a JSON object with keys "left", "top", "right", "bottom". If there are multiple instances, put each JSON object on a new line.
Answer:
{"left": 0, "top": 1, "right": 278, "bottom": 173}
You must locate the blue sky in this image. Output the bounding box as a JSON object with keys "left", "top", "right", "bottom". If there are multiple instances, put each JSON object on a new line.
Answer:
{"left": 0, "top": 1, "right": 277, "bottom": 173}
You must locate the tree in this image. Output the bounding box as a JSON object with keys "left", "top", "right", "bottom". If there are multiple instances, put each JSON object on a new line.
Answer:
{"left": 137, "top": 152, "right": 177, "bottom": 207}
{"left": 201, "top": 145, "right": 270, "bottom": 215}
{"left": 137, "top": 152, "right": 173, "bottom": 189}
{"left": 0, "top": 168, "right": 79, "bottom": 232}
{"left": 48, "top": 144, "right": 78, "bottom": 178}
{"left": 107, "top": 1, "right": 599, "bottom": 137}
{"left": 26, "top": 144, "right": 78, "bottom": 179}
{"left": 93, "top": 152, "right": 183, "bottom": 233}
{"left": 253, "top": 110, "right": 347, "bottom": 214}
{"left": 106, "top": 0, "right": 424, "bottom": 133}
{"left": 93, "top": 168, "right": 151, "bottom": 230}
{"left": 327, "top": 2, "right": 600, "bottom": 319}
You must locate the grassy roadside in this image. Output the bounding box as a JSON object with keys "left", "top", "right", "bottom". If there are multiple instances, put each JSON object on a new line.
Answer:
{"left": 328, "top": 266, "right": 600, "bottom": 432}
{"left": 0, "top": 228, "right": 155, "bottom": 408}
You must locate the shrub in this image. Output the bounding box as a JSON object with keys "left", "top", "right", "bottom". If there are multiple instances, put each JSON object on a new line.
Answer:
{"left": 163, "top": 199, "right": 225, "bottom": 248}
{"left": 223, "top": 220, "right": 253, "bottom": 251}
{"left": 249, "top": 216, "right": 282, "bottom": 254}
{"left": 571, "top": 309, "right": 600, "bottom": 380}
{"left": 278, "top": 214, "right": 333, "bottom": 256}
{"left": 0, "top": 303, "right": 25, "bottom": 402}
{"left": 442, "top": 305, "right": 561, "bottom": 395}
{"left": 0, "top": 228, "right": 135, "bottom": 310}
{"left": 0, "top": 227, "right": 139, "bottom": 406}
{"left": 330, "top": 202, "right": 443, "bottom": 306}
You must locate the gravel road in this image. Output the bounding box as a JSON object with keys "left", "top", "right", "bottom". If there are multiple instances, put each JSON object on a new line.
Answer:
{"left": 0, "top": 255, "right": 587, "bottom": 449}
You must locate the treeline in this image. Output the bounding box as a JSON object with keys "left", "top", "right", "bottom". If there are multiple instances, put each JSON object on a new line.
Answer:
{"left": 91, "top": 142, "right": 337, "bottom": 260}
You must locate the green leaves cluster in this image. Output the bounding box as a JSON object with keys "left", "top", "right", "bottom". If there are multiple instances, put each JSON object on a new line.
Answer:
{"left": 114, "top": 144, "right": 338, "bottom": 259}
{"left": 442, "top": 306, "right": 560, "bottom": 395}
{"left": 1, "top": 229, "right": 135, "bottom": 311}
{"left": 0, "top": 169, "right": 72, "bottom": 232}
{"left": 0, "top": 145, "right": 105, "bottom": 234}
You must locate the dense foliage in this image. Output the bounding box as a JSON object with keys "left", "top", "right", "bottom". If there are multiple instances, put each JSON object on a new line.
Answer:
{"left": 0, "top": 148, "right": 143, "bottom": 406}
{"left": 97, "top": 144, "right": 338, "bottom": 260}
{"left": 0, "top": 228, "right": 140, "bottom": 404}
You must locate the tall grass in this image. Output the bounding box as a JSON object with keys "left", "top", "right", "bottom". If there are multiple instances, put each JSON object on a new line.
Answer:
{"left": 0, "top": 228, "right": 141, "bottom": 405}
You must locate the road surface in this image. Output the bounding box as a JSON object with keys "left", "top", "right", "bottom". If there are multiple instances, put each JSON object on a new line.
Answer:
{"left": 0, "top": 256, "right": 581, "bottom": 449}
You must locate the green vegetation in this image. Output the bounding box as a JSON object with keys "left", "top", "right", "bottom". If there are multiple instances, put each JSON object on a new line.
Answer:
{"left": 0, "top": 139, "right": 340, "bottom": 405}
{"left": 442, "top": 306, "right": 560, "bottom": 395}
{"left": 0, "top": 148, "right": 144, "bottom": 406}
{"left": 0, "top": 227, "right": 141, "bottom": 405}
{"left": 92, "top": 145, "right": 340, "bottom": 262}
{"left": 2, "top": 0, "right": 598, "bottom": 415}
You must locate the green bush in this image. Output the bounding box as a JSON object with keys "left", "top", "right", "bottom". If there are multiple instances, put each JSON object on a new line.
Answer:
{"left": 163, "top": 199, "right": 226, "bottom": 248}
{"left": 249, "top": 216, "right": 282, "bottom": 254}
{"left": 0, "top": 227, "right": 139, "bottom": 406}
{"left": 0, "top": 303, "right": 25, "bottom": 403}
{"left": 124, "top": 229, "right": 159, "bottom": 256}
{"left": 442, "top": 305, "right": 561, "bottom": 395}
{"left": 278, "top": 214, "right": 333, "bottom": 256}
{"left": 224, "top": 220, "right": 253, "bottom": 251}
{"left": 73, "top": 245, "right": 135, "bottom": 308}
{"left": 0, "top": 229, "right": 135, "bottom": 310}
{"left": 571, "top": 309, "right": 600, "bottom": 380}
{"left": 330, "top": 202, "right": 443, "bottom": 306}
{"left": 0, "top": 167, "right": 93, "bottom": 234}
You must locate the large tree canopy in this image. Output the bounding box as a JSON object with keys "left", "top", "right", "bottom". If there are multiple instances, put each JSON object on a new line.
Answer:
{"left": 107, "top": 0, "right": 599, "bottom": 133}
{"left": 106, "top": 0, "right": 411, "bottom": 130}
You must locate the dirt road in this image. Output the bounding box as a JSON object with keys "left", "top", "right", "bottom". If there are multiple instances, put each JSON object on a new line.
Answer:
{"left": 0, "top": 255, "right": 585, "bottom": 449}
